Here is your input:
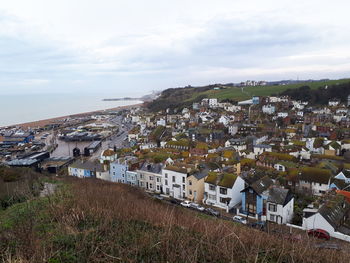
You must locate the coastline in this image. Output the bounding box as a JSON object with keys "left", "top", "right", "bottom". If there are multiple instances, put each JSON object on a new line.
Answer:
{"left": 4, "top": 102, "right": 144, "bottom": 129}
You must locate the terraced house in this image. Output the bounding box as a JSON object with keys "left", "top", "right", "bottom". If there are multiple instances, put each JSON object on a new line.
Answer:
{"left": 161, "top": 165, "right": 192, "bottom": 199}
{"left": 203, "top": 172, "right": 245, "bottom": 211}
{"left": 136, "top": 162, "right": 162, "bottom": 193}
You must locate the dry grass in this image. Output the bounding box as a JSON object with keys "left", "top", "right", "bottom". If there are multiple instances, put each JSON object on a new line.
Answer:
{"left": 0, "top": 177, "right": 346, "bottom": 262}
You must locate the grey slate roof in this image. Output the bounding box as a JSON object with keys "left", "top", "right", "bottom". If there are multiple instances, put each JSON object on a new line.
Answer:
{"left": 251, "top": 176, "right": 274, "bottom": 195}
{"left": 318, "top": 195, "right": 350, "bottom": 235}
{"left": 267, "top": 187, "right": 292, "bottom": 206}
{"left": 139, "top": 162, "right": 163, "bottom": 174}
{"left": 70, "top": 160, "right": 105, "bottom": 172}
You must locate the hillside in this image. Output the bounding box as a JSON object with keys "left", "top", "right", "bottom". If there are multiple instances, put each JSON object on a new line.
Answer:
{"left": 0, "top": 176, "right": 347, "bottom": 263}
{"left": 147, "top": 79, "right": 350, "bottom": 111}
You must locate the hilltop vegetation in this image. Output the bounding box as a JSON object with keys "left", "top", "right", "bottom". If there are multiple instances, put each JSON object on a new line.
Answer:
{"left": 280, "top": 82, "right": 350, "bottom": 104}
{"left": 0, "top": 176, "right": 347, "bottom": 263}
{"left": 147, "top": 79, "right": 350, "bottom": 111}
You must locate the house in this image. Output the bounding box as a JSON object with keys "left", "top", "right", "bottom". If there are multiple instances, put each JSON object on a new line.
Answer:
{"left": 187, "top": 170, "right": 207, "bottom": 203}
{"left": 239, "top": 176, "right": 274, "bottom": 221}
{"left": 161, "top": 165, "right": 189, "bottom": 199}
{"left": 328, "top": 99, "right": 340, "bottom": 107}
{"left": 68, "top": 160, "right": 109, "bottom": 180}
{"left": 266, "top": 187, "right": 294, "bottom": 224}
{"left": 253, "top": 144, "right": 272, "bottom": 156}
{"left": 262, "top": 105, "right": 275, "bottom": 115}
{"left": 324, "top": 141, "right": 341, "bottom": 156}
{"left": 100, "top": 149, "right": 118, "bottom": 164}
{"left": 302, "top": 193, "right": 350, "bottom": 241}
{"left": 334, "top": 170, "right": 350, "bottom": 184}
{"left": 209, "top": 98, "right": 218, "bottom": 108}
{"left": 297, "top": 167, "right": 332, "bottom": 196}
{"left": 110, "top": 159, "right": 128, "bottom": 183}
{"left": 228, "top": 124, "right": 239, "bottom": 136}
{"left": 277, "top": 112, "right": 288, "bottom": 118}
{"left": 203, "top": 173, "right": 245, "bottom": 211}
{"left": 126, "top": 170, "right": 138, "bottom": 186}
{"left": 225, "top": 138, "right": 247, "bottom": 151}
{"left": 136, "top": 162, "right": 163, "bottom": 193}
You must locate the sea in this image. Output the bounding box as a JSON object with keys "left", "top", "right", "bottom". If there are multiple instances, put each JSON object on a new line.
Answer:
{"left": 0, "top": 93, "right": 142, "bottom": 127}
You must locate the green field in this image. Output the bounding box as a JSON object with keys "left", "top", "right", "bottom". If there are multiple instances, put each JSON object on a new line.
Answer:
{"left": 194, "top": 78, "right": 350, "bottom": 102}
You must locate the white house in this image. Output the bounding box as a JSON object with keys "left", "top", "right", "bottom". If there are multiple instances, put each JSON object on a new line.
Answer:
{"left": 218, "top": 115, "right": 231, "bottom": 127}
{"left": 253, "top": 144, "right": 272, "bottom": 156}
{"left": 277, "top": 112, "right": 288, "bottom": 118}
{"left": 302, "top": 194, "right": 350, "bottom": 242}
{"left": 136, "top": 163, "right": 163, "bottom": 193}
{"left": 225, "top": 105, "right": 241, "bottom": 112}
{"left": 225, "top": 138, "right": 247, "bottom": 151}
{"left": 328, "top": 99, "right": 340, "bottom": 107}
{"left": 68, "top": 160, "right": 109, "bottom": 180}
{"left": 334, "top": 170, "right": 350, "bottom": 184}
{"left": 100, "top": 149, "right": 118, "bottom": 164}
{"left": 203, "top": 174, "right": 245, "bottom": 212}
{"left": 262, "top": 104, "right": 275, "bottom": 115}
{"left": 228, "top": 124, "right": 239, "bottom": 136}
{"left": 266, "top": 188, "right": 294, "bottom": 224}
{"left": 209, "top": 98, "right": 218, "bottom": 108}
{"left": 161, "top": 166, "right": 188, "bottom": 199}
{"left": 156, "top": 118, "right": 166, "bottom": 126}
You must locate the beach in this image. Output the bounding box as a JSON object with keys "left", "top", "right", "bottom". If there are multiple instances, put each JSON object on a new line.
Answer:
{"left": 7, "top": 102, "right": 144, "bottom": 129}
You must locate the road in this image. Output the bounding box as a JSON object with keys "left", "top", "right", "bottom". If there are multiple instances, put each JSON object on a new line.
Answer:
{"left": 89, "top": 116, "right": 133, "bottom": 159}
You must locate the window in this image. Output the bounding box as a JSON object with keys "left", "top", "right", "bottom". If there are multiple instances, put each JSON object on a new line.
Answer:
{"left": 182, "top": 184, "right": 186, "bottom": 190}
{"left": 157, "top": 185, "right": 160, "bottom": 191}
{"left": 149, "top": 176, "right": 153, "bottom": 180}
{"left": 149, "top": 183, "right": 153, "bottom": 189}
{"left": 219, "top": 188, "right": 227, "bottom": 195}
{"left": 166, "top": 188, "right": 170, "bottom": 195}
{"left": 270, "top": 214, "right": 275, "bottom": 221}
{"left": 209, "top": 185, "right": 215, "bottom": 191}
{"left": 156, "top": 178, "right": 160, "bottom": 182}
{"left": 172, "top": 176, "right": 175, "bottom": 183}
{"left": 189, "top": 190, "right": 192, "bottom": 195}
{"left": 165, "top": 173, "right": 168, "bottom": 178}
{"left": 140, "top": 182, "right": 144, "bottom": 187}
{"left": 220, "top": 197, "right": 227, "bottom": 204}
{"left": 268, "top": 203, "right": 277, "bottom": 212}
{"left": 165, "top": 180, "right": 168, "bottom": 186}
{"left": 189, "top": 180, "right": 192, "bottom": 186}
{"left": 139, "top": 174, "right": 143, "bottom": 179}
{"left": 209, "top": 194, "right": 216, "bottom": 200}
{"left": 182, "top": 177, "right": 185, "bottom": 183}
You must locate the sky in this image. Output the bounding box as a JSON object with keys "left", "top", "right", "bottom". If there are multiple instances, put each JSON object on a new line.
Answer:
{"left": 0, "top": 0, "right": 350, "bottom": 96}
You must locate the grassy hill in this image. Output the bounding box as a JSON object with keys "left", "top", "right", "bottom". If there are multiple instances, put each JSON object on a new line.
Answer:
{"left": 0, "top": 176, "right": 347, "bottom": 262}
{"left": 147, "top": 78, "right": 350, "bottom": 111}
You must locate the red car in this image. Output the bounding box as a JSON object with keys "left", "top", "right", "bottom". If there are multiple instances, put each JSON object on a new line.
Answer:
{"left": 307, "top": 229, "right": 330, "bottom": 240}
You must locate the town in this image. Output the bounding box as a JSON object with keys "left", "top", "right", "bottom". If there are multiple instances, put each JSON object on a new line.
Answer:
{"left": 1, "top": 92, "right": 350, "bottom": 245}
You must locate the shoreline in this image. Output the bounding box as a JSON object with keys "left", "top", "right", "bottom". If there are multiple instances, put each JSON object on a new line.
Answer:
{"left": 3, "top": 102, "right": 144, "bottom": 129}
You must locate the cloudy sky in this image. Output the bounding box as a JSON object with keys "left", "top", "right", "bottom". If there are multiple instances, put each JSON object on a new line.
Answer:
{"left": 1, "top": 0, "right": 350, "bottom": 96}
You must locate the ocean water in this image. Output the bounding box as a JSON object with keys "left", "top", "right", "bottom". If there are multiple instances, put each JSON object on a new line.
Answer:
{"left": 0, "top": 94, "right": 142, "bottom": 127}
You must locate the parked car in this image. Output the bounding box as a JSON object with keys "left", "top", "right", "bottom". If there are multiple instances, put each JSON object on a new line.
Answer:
{"left": 169, "top": 198, "right": 181, "bottom": 205}
{"left": 153, "top": 195, "right": 163, "bottom": 200}
{"left": 307, "top": 229, "right": 330, "bottom": 240}
{"left": 250, "top": 221, "right": 266, "bottom": 231}
{"left": 205, "top": 208, "right": 220, "bottom": 217}
{"left": 190, "top": 203, "right": 205, "bottom": 211}
{"left": 232, "top": 215, "right": 247, "bottom": 224}
{"left": 180, "top": 200, "right": 192, "bottom": 208}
